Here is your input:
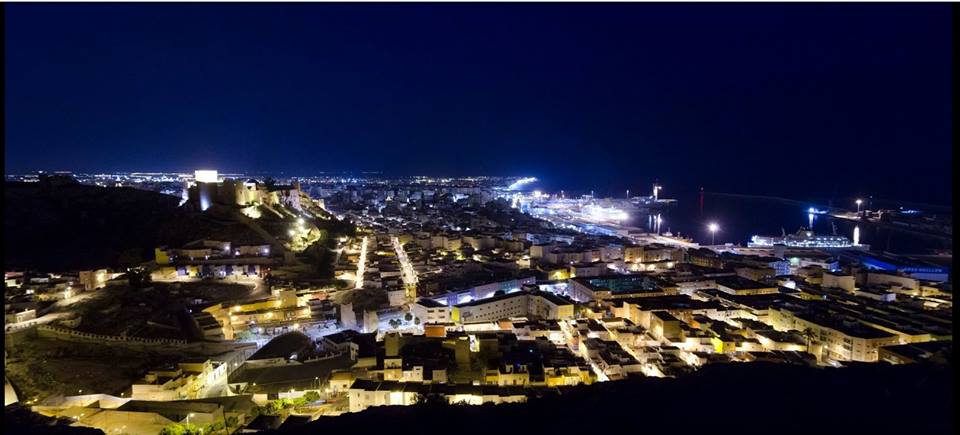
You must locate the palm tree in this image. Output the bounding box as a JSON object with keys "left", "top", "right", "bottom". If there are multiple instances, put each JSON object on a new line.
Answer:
{"left": 801, "top": 328, "right": 816, "bottom": 348}
{"left": 801, "top": 328, "right": 821, "bottom": 362}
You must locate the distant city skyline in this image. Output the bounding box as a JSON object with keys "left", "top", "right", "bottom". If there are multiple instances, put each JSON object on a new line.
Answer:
{"left": 5, "top": 168, "right": 950, "bottom": 209}
{"left": 5, "top": 3, "right": 953, "bottom": 205}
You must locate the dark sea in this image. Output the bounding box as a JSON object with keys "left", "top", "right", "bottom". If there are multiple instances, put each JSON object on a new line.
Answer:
{"left": 517, "top": 179, "right": 952, "bottom": 255}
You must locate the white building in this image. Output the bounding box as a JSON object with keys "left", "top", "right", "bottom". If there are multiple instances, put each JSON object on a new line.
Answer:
{"left": 411, "top": 298, "right": 452, "bottom": 324}
{"left": 452, "top": 290, "right": 575, "bottom": 324}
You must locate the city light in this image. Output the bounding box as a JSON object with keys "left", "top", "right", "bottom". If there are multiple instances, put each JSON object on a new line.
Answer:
{"left": 194, "top": 170, "right": 218, "bottom": 183}
{"left": 584, "top": 204, "right": 628, "bottom": 223}
{"left": 1, "top": 3, "right": 952, "bottom": 426}
{"left": 506, "top": 177, "right": 537, "bottom": 190}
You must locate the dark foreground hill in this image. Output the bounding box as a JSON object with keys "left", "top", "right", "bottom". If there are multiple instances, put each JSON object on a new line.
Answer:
{"left": 272, "top": 362, "right": 952, "bottom": 435}
{"left": 4, "top": 403, "right": 104, "bottom": 434}
{"left": 4, "top": 180, "right": 354, "bottom": 273}
{"left": 4, "top": 181, "right": 182, "bottom": 271}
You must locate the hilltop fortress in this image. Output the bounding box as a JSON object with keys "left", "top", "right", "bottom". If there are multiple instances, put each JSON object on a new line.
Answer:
{"left": 185, "top": 169, "right": 305, "bottom": 212}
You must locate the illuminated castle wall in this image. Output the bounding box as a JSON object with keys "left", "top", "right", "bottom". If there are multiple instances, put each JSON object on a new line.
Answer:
{"left": 185, "top": 169, "right": 303, "bottom": 212}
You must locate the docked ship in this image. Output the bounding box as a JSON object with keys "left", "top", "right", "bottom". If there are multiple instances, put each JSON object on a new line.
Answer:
{"left": 595, "top": 184, "right": 677, "bottom": 216}
{"left": 625, "top": 183, "right": 677, "bottom": 213}
{"left": 749, "top": 228, "right": 866, "bottom": 249}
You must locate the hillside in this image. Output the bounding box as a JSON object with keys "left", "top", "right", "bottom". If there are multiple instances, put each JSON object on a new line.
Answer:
{"left": 4, "top": 181, "right": 355, "bottom": 273}
{"left": 4, "top": 181, "right": 182, "bottom": 271}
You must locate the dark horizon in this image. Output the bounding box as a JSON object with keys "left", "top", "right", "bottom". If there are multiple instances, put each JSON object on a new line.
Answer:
{"left": 5, "top": 3, "right": 953, "bottom": 205}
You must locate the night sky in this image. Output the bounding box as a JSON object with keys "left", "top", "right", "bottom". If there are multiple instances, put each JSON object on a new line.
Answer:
{"left": 4, "top": 3, "right": 953, "bottom": 204}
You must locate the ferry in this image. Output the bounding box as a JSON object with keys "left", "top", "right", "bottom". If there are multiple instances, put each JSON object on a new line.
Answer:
{"left": 748, "top": 228, "right": 862, "bottom": 249}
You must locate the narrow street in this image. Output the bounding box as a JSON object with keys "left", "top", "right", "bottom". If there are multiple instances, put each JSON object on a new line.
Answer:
{"left": 391, "top": 236, "right": 418, "bottom": 291}
{"left": 355, "top": 236, "right": 368, "bottom": 289}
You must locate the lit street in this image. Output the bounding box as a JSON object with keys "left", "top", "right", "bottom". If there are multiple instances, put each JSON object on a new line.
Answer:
{"left": 2, "top": 3, "right": 952, "bottom": 434}
{"left": 392, "top": 236, "right": 418, "bottom": 301}
{"left": 355, "top": 236, "right": 368, "bottom": 289}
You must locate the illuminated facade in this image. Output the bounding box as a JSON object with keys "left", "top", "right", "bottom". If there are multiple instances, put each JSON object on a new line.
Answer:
{"left": 450, "top": 290, "right": 574, "bottom": 324}
{"left": 769, "top": 308, "right": 899, "bottom": 362}
{"left": 714, "top": 276, "right": 779, "bottom": 296}
{"left": 184, "top": 169, "right": 305, "bottom": 212}
{"left": 203, "top": 289, "right": 312, "bottom": 339}
{"left": 130, "top": 359, "right": 223, "bottom": 401}
{"left": 411, "top": 298, "right": 452, "bottom": 324}
{"left": 347, "top": 380, "right": 528, "bottom": 413}
{"left": 623, "top": 244, "right": 682, "bottom": 264}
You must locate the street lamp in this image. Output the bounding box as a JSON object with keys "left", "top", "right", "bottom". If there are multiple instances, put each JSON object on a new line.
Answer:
{"left": 855, "top": 199, "right": 862, "bottom": 214}
{"left": 708, "top": 223, "right": 719, "bottom": 245}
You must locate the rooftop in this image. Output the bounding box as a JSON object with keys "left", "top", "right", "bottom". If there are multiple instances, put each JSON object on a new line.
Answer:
{"left": 574, "top": 274, "right": 675, "bottom": 294}
{"left": 248, "top": 331, "right": 312, "bottom": 361}
{"left": 715, "top": 276, "right": 774, "bottom": 290}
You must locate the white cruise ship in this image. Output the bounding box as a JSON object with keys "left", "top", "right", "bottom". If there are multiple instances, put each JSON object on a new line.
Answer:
{"left": 749, "top": 228, "right": 860, "bottom": 249}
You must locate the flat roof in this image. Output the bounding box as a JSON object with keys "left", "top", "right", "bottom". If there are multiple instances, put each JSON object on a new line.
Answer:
{"left": 416, "top": 298, "right": 446, "bottom": 308}
{"left": 456, "top": 291, "right": 526, "bottom": 308}
{"left": 715, "top": 276, "right": 774, "bottom": 290}
{"left": 613, "top": 295, "right": 722, "bottom": 311}
{"left": 248, "top": 331, "right": 312, "bottom": 361}
{"left": 652, "top": 311, "right": 680, "bottom": 322}
{"left": 231, "top": 353, "right": 354, "bottom": 391}
{"left": 790, "top": 310, "right": 898, "bottom": 340}
{"left": 536, "top": 291, "right": 574, "bottom": 306}
{"left": 574, "top": 274, "right": 675, "bottom": 294}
